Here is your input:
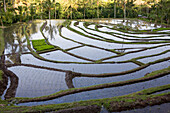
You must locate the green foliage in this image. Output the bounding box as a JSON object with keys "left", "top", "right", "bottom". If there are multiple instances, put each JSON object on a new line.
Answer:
{"left": 32, "top": 39, "right": 55, "bottom": 51}
{"left": 0, "top": 0, "right": 169, "bottom": 25}
{"left": 0, "top": 98, "right": 8, "bottom": 105}
{"left": 0, "top": 29, "right": 4, "bottom": 55}
{"left": 153, "top": 28, "right": 170, "bottom": 32}
{"left": 2, "top": 85, "right": 169, "bottom": 112}
{"left": 30, "top": 4, "right": 36, "bottom": 20}
{"left": 145, "top": 66, "right": 170, "bottom": 77}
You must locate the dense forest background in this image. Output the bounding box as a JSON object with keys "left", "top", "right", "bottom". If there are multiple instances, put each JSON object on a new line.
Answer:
{"left": 0, "top": 0, "right": 170, "bottom": 26}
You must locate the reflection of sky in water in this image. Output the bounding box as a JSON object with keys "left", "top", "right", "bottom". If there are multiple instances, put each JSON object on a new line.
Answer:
{"left": 8, "top": 66, "right": 67, "bottom": 97}
{"left": 62, "top": 27, "right": 162, "bottom": 49}
{"left": 73, "top": 61, "right": 170, "bottom": 87}
{"left": 21, "top": 54, "right": 138, "bottom": 74}
{"left": 40, "top": 50, "right": 89, "bottom": 62}
{"left": 18, "top": 72, "right": 170, "bottom": 106}
{"left": 69, "top": 46, "right": 115, "bottom": 60}
{"left": 2, "top": 19, "right": 169, "bottom": 108}
{"left": 105, "top": 45, "right": 170, "bottom": 62}
{"left": 76, "top": 22, "right": 131, "bottom": 42}
{"left": 138, "top": 52, "right": 170, "bottom": 63}
{"left": 99, "top": 27, "right": 167, "bottom": 37}
{"left": 78, "top": 19, "right": 163, "bottom": 30}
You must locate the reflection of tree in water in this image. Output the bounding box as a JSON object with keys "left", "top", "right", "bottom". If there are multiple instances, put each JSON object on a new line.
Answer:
{"left": 65, "top": 71, "right": 75, "bottom": 88}
{"left": 0, "top": 73, "right": 8, "bottom": 97}
{"left": 0, "top": 53, "right": 18, "bottom": 100}
{"left": 3, "top": 69, "right": 18, "bottom": 100}
{"left": 45, "top": 22, "right": 57, "bottom": 40}
{"left": 3, "top": 24, "right": 28, "bottom": 64}
{"left": 0, "top": 23, "right": 39, "bottom": 99}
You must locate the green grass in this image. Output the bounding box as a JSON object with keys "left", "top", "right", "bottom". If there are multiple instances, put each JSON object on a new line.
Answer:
{"left": 153, "top": 28, "right": 170, "bottom": 32}
{"left": 1, "top": 85, "right": 169, "bottom": 113}
{"left": 0, "top": 29, "right": 4, "bottom": 56}
{"left": 136, "top": 84, "right": 170, "bottom": 95}
{"left": 145, "top": 66, "right": 170, "bottom": 77}
{"left": 1, "top": 22, "right": 170, "bottom": 113}
{"left": 0, "top": 70, "right": 3, "bottom": 81}
{"left": 32, "top": 39, "right": 55, "bottom": 51}
{"left": 0, "top": 98, "right": 8, "bottom": 106}
{"left": 0, "top": 29, "right": 4, "bottom": 82}
{"left": 11, "top": 64, "right": 170, "bottom": 104}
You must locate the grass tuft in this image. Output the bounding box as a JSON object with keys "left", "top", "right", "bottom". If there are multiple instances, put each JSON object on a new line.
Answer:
{"left": 0, "top": 70, "right": 3, "bottom": 81}
{"left": 32, "top": 39, "right": 55, "bottom": 51}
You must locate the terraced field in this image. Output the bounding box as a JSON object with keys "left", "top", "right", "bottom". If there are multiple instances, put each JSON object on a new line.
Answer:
{"left": 0, "top": 19, "right": 170, "bottom": 112}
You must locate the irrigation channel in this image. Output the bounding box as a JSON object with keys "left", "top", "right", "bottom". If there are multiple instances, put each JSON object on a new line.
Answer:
{"left": 0, "top": 18, "right": 170, "bottom": 112}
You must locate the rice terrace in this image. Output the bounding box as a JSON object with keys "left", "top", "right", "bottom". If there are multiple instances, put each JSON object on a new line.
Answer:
{"left": 0, "top": 0, "right": 170, "bottom": 113}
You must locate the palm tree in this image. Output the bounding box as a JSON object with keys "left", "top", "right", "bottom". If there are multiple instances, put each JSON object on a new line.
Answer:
{"left": 0, "top": 9, "right": 4, "bottom": 26}
{"left": 30, "top": 4, "right": 35, "bottom": 21}
{"left": 17, "top": 6, "right": 24, "bottom": 22}
{"left": 83, "top": 0, "right": 86, "bottom": 19}
{"left": 69, "top": 0, "right": 73, "bottom": 19}
{"left": 123, "top": 0, "right": 126, "bottom": 22}
{"left": 54, "top": 2, "right": 60, "bottom": 19}
{"left": 45, "top": 23, "right": 57, "bottom": 40}
{"left": 4, "top": 0, "right": 7, "bottom": 12}
{"left": 44, "top": 0, "right": 54, "bottom": 20}
{"left": 97, "top": 0, "right": 99, "bottom": 18}
{"left": 114, "top": 0, "right": 116, "bottom": 18}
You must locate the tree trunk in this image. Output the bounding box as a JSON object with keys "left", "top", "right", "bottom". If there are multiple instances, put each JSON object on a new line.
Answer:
{"left": 97, "top": 0, "right": 99, "bottom": 18}
{"left": 12, "top": 0, "right": 15, "bottom": 8}
{"left": 55, "top": 6, "right": 56, "bottom": 19}
{"left": 4, "top": 0, "right": 7, "bottom": 12}
{"left": 114, "top": 0, "right": 116, "bottom": 18}
{"left": 0, "top": 19, "right": 3, "bottom": 26}
{"left": 123, "top": 0, "right": 126, "bottom": 22}
{"left": 147, "top": 6, "right": 149, "bottom": 18}
{"left": 84, "top": 0, "right": 85, "bottom": 19}
{"left": 71, "top": 6, "right": 72, "bottom": 19}
{"left": 49, "top": 9, "right": 50, "bottom": 20}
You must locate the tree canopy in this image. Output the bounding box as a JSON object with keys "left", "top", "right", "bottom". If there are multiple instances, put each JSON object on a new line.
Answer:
{"left": 0, "top": 0, "right": 169, "bottom": 26}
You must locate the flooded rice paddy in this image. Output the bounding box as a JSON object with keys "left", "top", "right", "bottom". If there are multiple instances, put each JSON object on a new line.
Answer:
{"left": 0, "top": 18, "right": 170, "bottom": 112}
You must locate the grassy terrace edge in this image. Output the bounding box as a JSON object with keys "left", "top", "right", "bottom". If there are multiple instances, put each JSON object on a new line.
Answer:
{"left": 67, "top": 21, "right": 170, "bottom": 44}
{"left": 76, "top": 22, "right": 169, "bottom": 41}
{"left": 1, "top": 84, "right": 169, "bottom": 113}
{"left": 23, "top": 21, "right": 170, "bottom": 77}
{"left": 32, "top": 39, "right": 55, "bottom": 52}
{"left": 1, "top": 20, "right": 170, "bottom": 112}
{"left": 24, "top": 25, "right": 96, "bottom": 64}
{"left": 7, "top": 66, "right": 170, "bottom": 104}
{"left": 81, "top": 18, "right": 170, "bottom": 35}
{"left": 0, "top": 29, "right": 4, "bottom": 81}
{"left": 23, "top": 22, "right": 170, "bottom": 78}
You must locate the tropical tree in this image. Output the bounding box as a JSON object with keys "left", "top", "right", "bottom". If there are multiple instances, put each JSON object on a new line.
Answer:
{"left": 3, "top": 0, "right": 7, "bottom": 12}
{"left": 114, "top": 0, "right": 116, "bottom": 18}
{"left": 30, "top": 4, "right": 36, "bottom": 20}
{"left": 122, "top": 0, "right": 126, "bottom": 21}
{"left": 54, "top": 2, "right": 60, "bottom": 19}
{"left": 43, "top": 0, "right": 54, "bottom": 19}
{"left": 17, "top": 6, "right": 24, "bottom": 22}
{"left": 0, "top": 2, "right": 4, "bottom": 26}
